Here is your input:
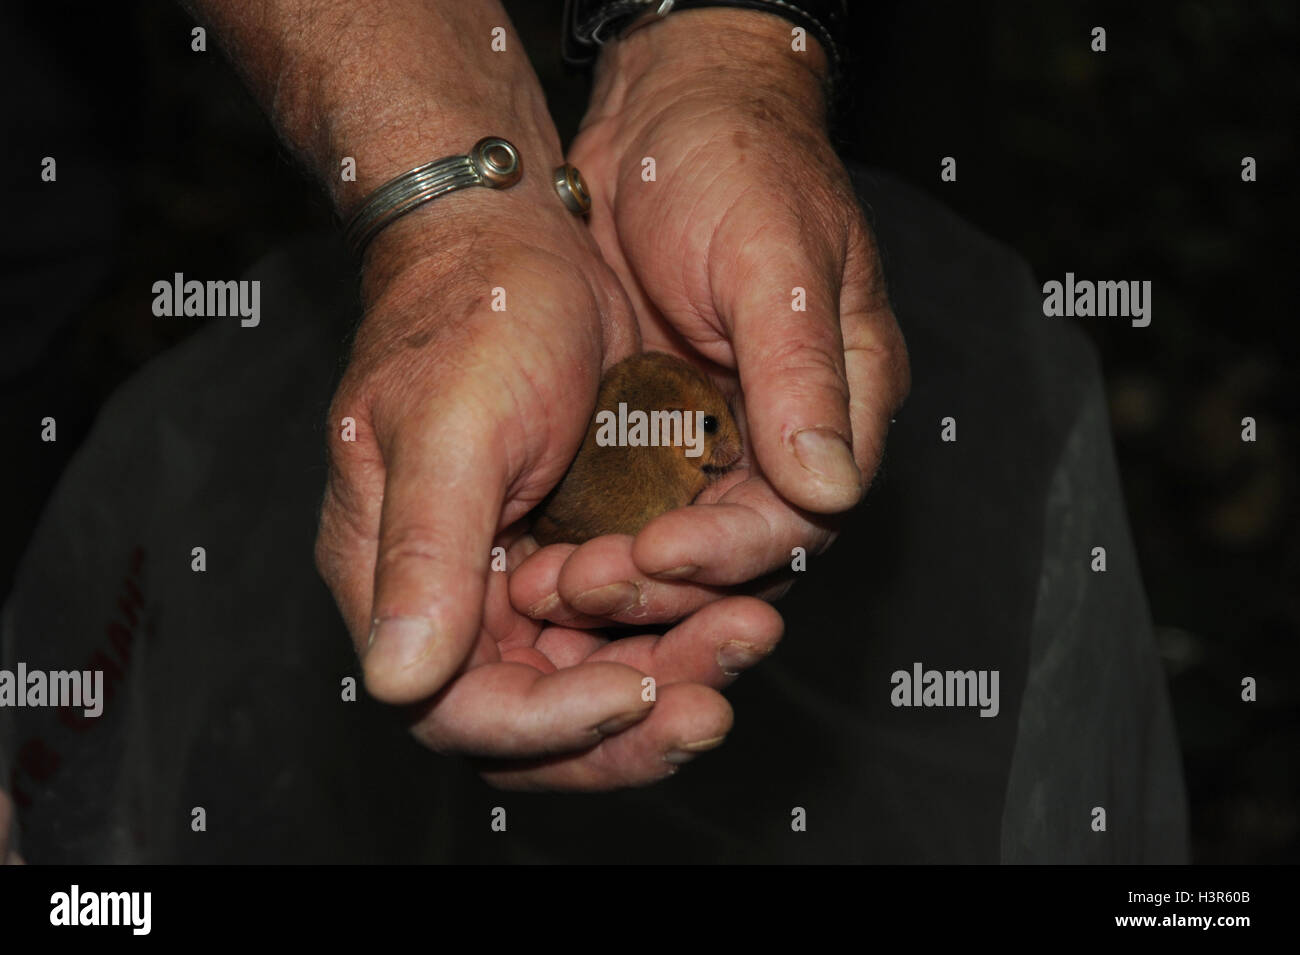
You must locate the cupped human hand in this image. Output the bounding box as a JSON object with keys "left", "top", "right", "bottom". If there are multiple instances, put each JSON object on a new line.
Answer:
{"left": 511, "top": 9, "right": 910, "bottom": 628}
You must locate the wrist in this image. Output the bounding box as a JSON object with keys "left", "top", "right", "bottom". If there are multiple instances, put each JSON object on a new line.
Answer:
{"left": 588, "top": 8, "right": 829, "bottom": 122}
{"left": 329, "top": 90, "right": 575, "bottom": 295}
{"left": 322, "top": 60, "right": 571, "bottom": 291}
{"left": 231, "top": 2, "right": 560, "bottom": 213}
{"left": 323, "top": 88, "right": 560, "bottom": 219}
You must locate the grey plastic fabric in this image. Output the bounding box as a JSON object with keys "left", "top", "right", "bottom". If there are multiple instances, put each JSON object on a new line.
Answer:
{"left": 1000, "top": 366, "right": 1188, "bottom": 862}
{"left": 0, "top": 168, "right": 1188, "bottom": 863}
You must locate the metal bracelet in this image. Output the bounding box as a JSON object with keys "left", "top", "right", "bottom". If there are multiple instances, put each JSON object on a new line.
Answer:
{"left": 343, "top": 138, "right": 593, "bottom": 257}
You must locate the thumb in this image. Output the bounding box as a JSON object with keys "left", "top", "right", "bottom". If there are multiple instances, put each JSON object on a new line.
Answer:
{"left": 363, "top": 401, "right": 507, "bottom": 704}
{"left": 720, "top": 222, "right": 862, "bottom": 513}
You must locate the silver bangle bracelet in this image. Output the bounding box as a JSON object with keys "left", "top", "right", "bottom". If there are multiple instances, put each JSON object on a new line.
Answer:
{"left": 343, "top": 137, "right": 592, "bottom": 257}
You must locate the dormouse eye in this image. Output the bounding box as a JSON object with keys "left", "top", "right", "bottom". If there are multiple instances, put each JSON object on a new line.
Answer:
{"left": 702, "top": 415, "right": 718, "bottom": 434}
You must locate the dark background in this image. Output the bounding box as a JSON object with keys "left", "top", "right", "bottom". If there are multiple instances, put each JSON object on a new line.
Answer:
{"left": 1, "top": 1, "right": 1295, "bottom": 862}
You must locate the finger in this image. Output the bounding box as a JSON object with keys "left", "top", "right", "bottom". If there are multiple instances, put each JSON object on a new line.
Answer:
{"left": 508, "top": 542, "right": 612, "bottom": 630}
{"left": 718, "top": 209, "right": 862, "bottom": 513}
{"left": 487, "top": 532, "right": 546, "bottom": 655}
{"left": 513, "top": 534, "right": 731, "bottom": 627}
{"left": 533, "top": 626, "right": 609, "bottom": 669}
{"left": 588, "top": 596, "right": 784, "bottom": 687}
{"left": 475, "top": 682, "right": 733, "bottom": 791}
{"left": 555, "top": 534, "right": 730, "bottom": 622}
{"left": 409, "top": 659, "right": 652, "bottom": 757}
{"left": 632, "top": 478, "right": 836, "bottom": 586}
{"left": 364, "top": 402, "right": 508, "bottom": 704}
{"left": 515, "top": 485, "right": 831, "bottom": 619}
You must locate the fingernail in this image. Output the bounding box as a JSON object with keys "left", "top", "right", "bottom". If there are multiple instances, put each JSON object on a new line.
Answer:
{"left": 367, "top": 616, "right": 437, "bottom": 670}
{"left": 525, "top": 593, "right": 561, "bottom": 618}
{"left": 651, "top": 564, "right": 699, "bottom": 580}
{"left": 595, "top": 710, "right": 647, "bottom": 736}
{"left": 663, "top": 735, "right": 727, "bottom": 764}
{"left": 792, "top": 427, "right": 861, "bottom": 488}
{"left": 717, "top": 640, "right": 766, "bottom": 675}
{"left": 571, "top": 581, "right": 641, "bottom": 617}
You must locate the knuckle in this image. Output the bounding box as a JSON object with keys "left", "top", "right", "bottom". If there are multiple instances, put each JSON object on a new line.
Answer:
{"left": 376, "top": 525, "right": 453, "bottom": 573}
{"left": 759, "top": 336, "right": 847, "bottom": 392}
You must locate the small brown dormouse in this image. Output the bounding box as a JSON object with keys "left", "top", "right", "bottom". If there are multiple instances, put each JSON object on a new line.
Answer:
{"left": 532, "top": 352, "right": 742, "bottom": 545}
